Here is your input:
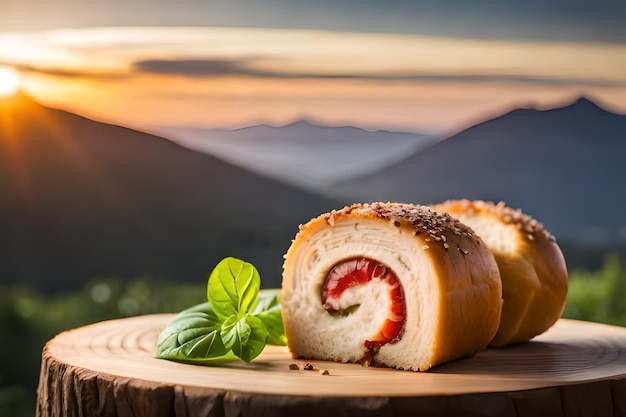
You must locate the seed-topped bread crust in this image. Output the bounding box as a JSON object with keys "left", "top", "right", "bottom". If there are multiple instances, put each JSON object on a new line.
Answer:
{"left": 432, "top": 199, "right": 568, "bottom": 347}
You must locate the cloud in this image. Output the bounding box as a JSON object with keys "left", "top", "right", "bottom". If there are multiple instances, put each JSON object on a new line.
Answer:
{"left": 132, "top": 58, "right": 626, "bottom": 88}
{"left": 9, "top": 56, "right": 624, "bottom": 89}
{"left": 0, "top": 62, "right": 129, "bottom": 80}
{"left": 2, "top": 27, "right": 625, "bottom": 89}
{"left": 134, "top": 58, "right": 265, "bottom": 77}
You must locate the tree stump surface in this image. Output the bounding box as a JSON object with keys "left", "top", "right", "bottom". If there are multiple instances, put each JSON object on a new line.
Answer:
{"left": 37, "top": 315, "right": 626, "bottom": 417}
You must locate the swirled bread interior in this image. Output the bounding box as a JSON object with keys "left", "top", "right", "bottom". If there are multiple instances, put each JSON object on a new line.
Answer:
{"left": 281, "top": 202, "right": 502, "bottom": 371}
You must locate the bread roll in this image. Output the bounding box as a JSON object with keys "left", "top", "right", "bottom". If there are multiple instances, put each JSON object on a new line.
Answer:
{"left": 281, "top": 202, "right": 502, "bottom": 371}
{"left": 432, "top": 200, "right": 568, "bottom": 347}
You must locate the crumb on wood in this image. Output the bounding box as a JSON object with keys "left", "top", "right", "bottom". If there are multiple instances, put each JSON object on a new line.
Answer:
{"left": 291, "top": 362, "right": 329, "bottom": 374}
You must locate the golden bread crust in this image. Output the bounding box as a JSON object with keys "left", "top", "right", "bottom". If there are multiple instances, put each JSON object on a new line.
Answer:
{"left": 432, "top": 200, "right": 568, "bottom": 347}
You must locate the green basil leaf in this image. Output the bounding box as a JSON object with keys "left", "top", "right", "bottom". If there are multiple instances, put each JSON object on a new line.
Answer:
{"left": 208, "top": 257, "right": 260, "bottom": 320}
{"left": 220, "top": 314, "right": 268, "bottom": 363}
{"left": 155, "top": 259, "right": 285, "bottom": 365}
{"left": 156, "top": 302, "right": 230, "bottom": 362}
{"left": 253, "top": 289, "right": 281, "bottom": 313}
{"left": 220, "top": 314, "right": 250, "bottom": 350}
{"left": 253, "top": 289, "right": 287, "bottom": 346}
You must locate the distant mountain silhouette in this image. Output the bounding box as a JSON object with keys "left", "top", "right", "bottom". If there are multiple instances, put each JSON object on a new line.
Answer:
{"left": 0, "top": 92, "right": 340, "bottom": 291}
{"left": 155, "top": 120, "right": 436, "bottom": 191}
{"left": 331, "top": 97, "right": 626, "bottom": 268}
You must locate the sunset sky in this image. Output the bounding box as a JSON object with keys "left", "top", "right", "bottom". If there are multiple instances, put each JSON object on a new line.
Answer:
{"left": 1, "top": 0, "right": 625, "bottom": 134}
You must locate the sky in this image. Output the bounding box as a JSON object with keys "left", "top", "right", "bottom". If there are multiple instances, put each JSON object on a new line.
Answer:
{"left": 1, "top": 0, "right": 625, "bottom": 134}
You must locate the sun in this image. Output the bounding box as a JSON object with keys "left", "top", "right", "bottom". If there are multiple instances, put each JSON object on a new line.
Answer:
{"left": 0, "top": 66, "right": 20, "bottom": 97}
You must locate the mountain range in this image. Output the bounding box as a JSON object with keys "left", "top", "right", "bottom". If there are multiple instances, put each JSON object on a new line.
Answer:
{"left": 154, "top": 97, "right": 626, "bottom": 269}
{"left": 330, "top": 97, "right": 626, "bottom": 267}
{"left": 0, "top": 92, "right": 339, "bottom": 291}
{"left": 1, "top": 93, "right": 624, "bottom": 293}
{"left": 155, "top": 121, "right": 436, "bottom": 191}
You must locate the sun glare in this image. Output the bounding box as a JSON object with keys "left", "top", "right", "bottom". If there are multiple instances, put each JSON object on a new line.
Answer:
{"left": 0, "top": 67, "right": 20, "bottom": 97}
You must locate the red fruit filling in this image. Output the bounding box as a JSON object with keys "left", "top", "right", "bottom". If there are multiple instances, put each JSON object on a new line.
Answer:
{"left": 321, "top": 257, "right": 406, "bottom": 349}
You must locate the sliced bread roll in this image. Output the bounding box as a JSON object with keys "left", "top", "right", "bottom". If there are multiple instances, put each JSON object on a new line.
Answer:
{"left": 281, "top": 202, "right": 502, "bottom": 371}
{"left": 432, "top": 200, "right": 568, "bottom": 347}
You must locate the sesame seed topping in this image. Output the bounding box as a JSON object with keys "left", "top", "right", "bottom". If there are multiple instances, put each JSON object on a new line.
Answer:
{"left": 443, "top": 242, "right": 450, "bottom": 249}
{"left": 433, "top": 199, "right": 558, "bottom": 243}
{"left": 299, "top": 202, "right": 482, "bottom": 257}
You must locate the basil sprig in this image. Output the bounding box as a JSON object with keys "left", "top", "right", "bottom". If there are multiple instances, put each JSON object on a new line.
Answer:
{"left": 156, "top": 257, "right": 286, "bottom": 364}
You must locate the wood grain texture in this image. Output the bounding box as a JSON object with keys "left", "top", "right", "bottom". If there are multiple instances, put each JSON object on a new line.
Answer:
{"left": 37, "top": 315, "right": 626, "bottom": 417}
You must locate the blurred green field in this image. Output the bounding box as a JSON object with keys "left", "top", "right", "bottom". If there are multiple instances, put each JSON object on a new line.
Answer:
{"left": 0, "top": 277, "right": 207, "bottom": 417}
{"left": 1, "top": 255, "right": 625, "bottom": 417}
{"left": 562, "top": 254, "right": 626, "bottom": 326}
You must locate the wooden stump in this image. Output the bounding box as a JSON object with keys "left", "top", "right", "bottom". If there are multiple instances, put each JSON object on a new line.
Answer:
{"left": 37, "top": 315, "right": 626, "bottom": 417}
